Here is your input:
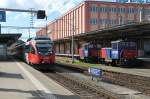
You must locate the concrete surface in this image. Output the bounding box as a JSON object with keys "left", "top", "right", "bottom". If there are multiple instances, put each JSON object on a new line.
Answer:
{"left": 0, "top": 59, "right": 80, "bottom": 99}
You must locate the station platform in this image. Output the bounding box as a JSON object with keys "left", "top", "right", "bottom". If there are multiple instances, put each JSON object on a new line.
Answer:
{"left": 56, "top": 56, "right": 150, "bottom": 77}
{"left": 0, "top": 59, "right": 80, "bottom": 99}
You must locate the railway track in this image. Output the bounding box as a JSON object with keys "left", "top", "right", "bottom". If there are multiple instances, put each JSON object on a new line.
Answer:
{"left": 55, "top": 63, "right": 150, "bottom": 96}
{"left": 102, "top": 70, "right": 150, "bottom": 96}
{"left": 41, "top": 67, "right": 120, "bottom": 99}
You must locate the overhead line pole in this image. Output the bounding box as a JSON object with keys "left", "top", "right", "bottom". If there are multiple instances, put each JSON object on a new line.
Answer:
{"left": 46, "top": 15, "right": 48, "bottom": 36}
{"left": 72, "top": 11, "right": 75, "bottom": 63}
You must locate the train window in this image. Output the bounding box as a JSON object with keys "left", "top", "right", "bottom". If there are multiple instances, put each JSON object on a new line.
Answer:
{"left": 89, "top": 44, "right": 94, "bottom": 48}
{"left": 112, "top": 43, "right": 117, "bottom": 50}
{"left": 24, "top": 45, "right": 30, "bottom": 53}
{"left": 30, "top": 46, "right": 35, "bottom": 54}
{"left": 84, "top": 45, "right": 88, "bottom": 49}
{"left": 35, "top": 37, "right": 51, "bottom": 40}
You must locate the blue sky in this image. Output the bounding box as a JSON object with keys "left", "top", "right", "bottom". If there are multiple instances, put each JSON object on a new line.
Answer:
{"left": 0, "top": 0, "right": 111, "bottom": 41}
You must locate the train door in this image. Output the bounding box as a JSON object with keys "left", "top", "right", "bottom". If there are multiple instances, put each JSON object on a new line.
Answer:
{"left": 24, "top": 45, "right": 30, "bottom": 64}
{"left": 144, "top": 41, "right": 150, "bottom": 57}
{"left": 28, "top": 45, "right": 39, "bottom": 64}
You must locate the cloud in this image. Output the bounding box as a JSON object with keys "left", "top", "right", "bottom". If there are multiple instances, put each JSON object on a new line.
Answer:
{"left": 0, "top": 0, "right": 84, "bottom": 18}
{"left": 0, "top": 0, "right": 8, "bottom": 7}
{"left": 14, "top": 13, "right": 29, "bottom": 20}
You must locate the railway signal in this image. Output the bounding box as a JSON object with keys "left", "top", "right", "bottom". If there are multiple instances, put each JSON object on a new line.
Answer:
{"left": 37, "top": 10, "right": 46, "bottom": 19}
{"left": 0, "top": 8, "right": 46, "bottom": 19}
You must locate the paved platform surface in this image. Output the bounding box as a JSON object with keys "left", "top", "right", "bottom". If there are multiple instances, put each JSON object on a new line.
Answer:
{"left": 56, "top": 56, "right": 150, "bottom": 77}
{"left": 0, "top": 59, "right": 80, "bottom": 99}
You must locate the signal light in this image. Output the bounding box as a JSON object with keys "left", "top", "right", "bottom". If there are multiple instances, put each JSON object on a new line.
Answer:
{"left": 37, "top": 10, "right": 46, "bottom": 19}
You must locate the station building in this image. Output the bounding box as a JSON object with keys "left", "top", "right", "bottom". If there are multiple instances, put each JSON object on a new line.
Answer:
{"left": 36, "top": 0, "right": 150, "bottom": 57}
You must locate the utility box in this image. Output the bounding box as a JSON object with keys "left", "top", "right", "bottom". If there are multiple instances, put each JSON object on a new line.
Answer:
{"left": 0, "top": 44, "right": 7, "bottom": 60}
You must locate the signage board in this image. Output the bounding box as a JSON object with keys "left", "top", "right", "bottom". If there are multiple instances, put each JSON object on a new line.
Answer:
{"left": 0, "top": 11, "right": 6, "bottom": 22}
{"left": 116, "top": 0, "right": 150, "bottom": 3}
{"left": 88, "top": 67, "right": 102, "bottom": 77}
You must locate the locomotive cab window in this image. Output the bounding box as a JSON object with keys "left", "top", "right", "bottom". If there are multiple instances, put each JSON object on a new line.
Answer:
{"left": 112, "top": 43, "right": 118, "bottom": 50}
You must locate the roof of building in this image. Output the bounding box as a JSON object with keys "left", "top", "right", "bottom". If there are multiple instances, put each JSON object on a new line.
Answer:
{"left": 0, "top": 34, "right": 22, "bottom": 46}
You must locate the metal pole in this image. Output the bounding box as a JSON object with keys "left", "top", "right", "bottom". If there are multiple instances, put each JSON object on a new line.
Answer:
{"left": 119, "top": 15, "right": 122, "bottom": 24}
{"left": 140, "top": 9, "right": 142, "bottom": 22}
{"left": 72, "top": 12, "right": 75, "bottom": 63}
{"left": 46, "top": 15, "right": 48, "bottom": 36}
{"left": 0, "top": 24, "right": 1, "bottom": 34}
{"left": 140, "top": 8, "right": 143, "bottom": 22}
{"left": 28, "top": 29, "right": 30, "bottom": 38}
{"left": 0, "top": 8, "right": 37, "bottom": 13}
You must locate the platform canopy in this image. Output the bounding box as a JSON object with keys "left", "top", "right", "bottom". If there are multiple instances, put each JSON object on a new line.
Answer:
{"left": 0, "top": 34, "right": 22, "bottom": 46}
{"left": 74, "top": 22, "right": 150, "bottom": 40}
{"left": 54, "top": 22, "right": 150, "bottom": 42}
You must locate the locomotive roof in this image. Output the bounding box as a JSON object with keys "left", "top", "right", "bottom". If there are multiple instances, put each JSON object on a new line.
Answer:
{"left": 111, "top": 40, "right": 136, "bottom": 43}
{"left": 27, "top": 36, "right": 51, "bottom": 41}
{"left": 35, "top": 36, "right": 51, "bottom": 40}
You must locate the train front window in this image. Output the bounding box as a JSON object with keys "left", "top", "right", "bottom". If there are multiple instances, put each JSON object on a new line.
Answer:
{"left": 36, "top": 42, "right": 52, "bottom": 54}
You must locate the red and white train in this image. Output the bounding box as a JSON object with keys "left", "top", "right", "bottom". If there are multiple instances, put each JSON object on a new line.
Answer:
{"left": 16, "top": 36, "right": 55, "bottom": 65}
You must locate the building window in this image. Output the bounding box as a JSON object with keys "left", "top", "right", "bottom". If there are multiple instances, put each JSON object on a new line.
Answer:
{"left": 105, "top": 7, "right": 109, "bottom": 12}
{"left": 102, "top": 7, "right": 105, "bottom": 12}
{"left": 114, "top": 8, "right": 117, "bottom": 13}
{"left": 145, "top": 9, "right": 150, "bottom": 14}
{"left": 134, "top": 8, "right": 138, "bottom": 13}
{"left": 99, "top": 7, "right": 102, "bottom": 12}
{"left": 120, "top": 8, "right": 126, "bottom": 13}
{"left": 132, "top": 8, "right": 135, "bottom": 13}
{"left": 112, "top": 8, "right": 115, "bottom": 13}
{"left": 90, "top": 19, "right": 97, "bottom": 25}
{"left": 108, "top": 7, "right": 111, "bottom": 12}
{"left": 120, "top": 8, "right": 123, "bottom": 13}
{"left": 127, "top": 8, "right": 134, "bottom": 14}
{"left": 117, "top": 8, "right": 121, "bottom": 13}
{"left": 99, "top": 19, "right": 102, "bottom": 24}
{"left": 90, "top": 6, "right": 97, "bottom": 12}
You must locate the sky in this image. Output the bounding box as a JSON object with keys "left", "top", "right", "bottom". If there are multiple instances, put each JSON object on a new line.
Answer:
{"left": 0, "top": 0, "right": 111, "bottom": 41}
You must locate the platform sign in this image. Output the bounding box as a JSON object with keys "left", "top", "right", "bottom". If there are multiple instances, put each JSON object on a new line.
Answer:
{"left": 88, "top": 67, "right": 102, "bottom": 77}
{"left": 0, "top": 11, "right": 6, "bottom": 22}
